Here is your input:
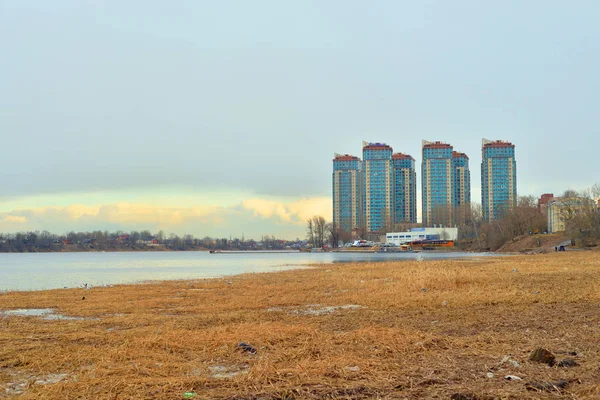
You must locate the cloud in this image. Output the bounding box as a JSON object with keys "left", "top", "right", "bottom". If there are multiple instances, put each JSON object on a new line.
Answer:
{"left": 2, "top": 215, "right": 27, "bottom": 224}
{"left": 95, "top": 203, "right": 219, "bottom": 226}
{"left": 0, "top": 197, "right": 333, "bottom": 239}
{"left": 287, "top": 197, "right": 332, "bottom": 222}
{"left": 241, "top": 197, "right": 332, "bottom": 224}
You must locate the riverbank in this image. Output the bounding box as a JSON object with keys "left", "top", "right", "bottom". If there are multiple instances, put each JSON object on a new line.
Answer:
{"left": 0, "top": 244, "right": 208, "bottom": 253}
{"left": 1, "top": 252, "right": 599, "bottom": 399}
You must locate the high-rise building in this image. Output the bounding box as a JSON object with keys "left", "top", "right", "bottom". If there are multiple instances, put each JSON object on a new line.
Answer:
{"left": 332, "top": 154, "right": 362, "bottom": 235}
{"left": 422, "top": 141, "right": 470, "bottom": 227}
{"left": 392, "top": 153, "right": 417, "bottom": 224}
{"left": 452, "top": 151, "right": 471, "bottom": 206}
{"left": 481, "top": 139, "right": 517, "bottom": 222}
{"left": 422, "top": 140, "right": 453, "bottom": 227}
{"left": 363, "top": 142, "right": 393, "bottom": 234}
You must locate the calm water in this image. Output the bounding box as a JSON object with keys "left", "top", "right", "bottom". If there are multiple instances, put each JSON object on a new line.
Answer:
{"left": 0, "top": 251, "right": 495, "bottom": 291}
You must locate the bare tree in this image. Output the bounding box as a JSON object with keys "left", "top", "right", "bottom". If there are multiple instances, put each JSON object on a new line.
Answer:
{"left": 306, "top": 216, "right": 328, "bottom": 248}
{"left": 306, "top": 218, "right": 315, "bottom": 247}
{"left": 563, "top": 185, "right": 600, "bottom": 246}
{"left": 431, "top": 204, "right": 452, "bottom": 227}
{"left": 326, "top": 222, "right": 340, "bottom": 248}
{"left": 313, "top": 216, "right": 327, "bottom": 248}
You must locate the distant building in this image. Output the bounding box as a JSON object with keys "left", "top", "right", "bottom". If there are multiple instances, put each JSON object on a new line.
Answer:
{"left": 481, "top": 139, "right": 517, "bottom": 222}
{"left": 363, "top": 142, "right": 393, "bottom": 234}
{"left": 332, "top": 154, "right": 362, "bottom": 234}
{"left": 392, "top": 153, "right": 417, "bottom": 224}
{"left": 422, "top": 141, "right": 453, "bottom": 227}
{"left": 422, "top": 141, "right": 470, "bottom": 226}
{"left": 547, "top": 197, "right": 592, "bottom": 233}
{"left": 538, "top": 193, "right": 555, "bottom": 218}
{"left": 538, "top": 193, "right": 554, "bottom": 210}
{"left": 385, "top": 227, "right": 458, "bottom": 245}
{"left": 452, "top": 151, "right": 471, "bottom": 206}
{"left": 136, "top": 239, "right": 160, "bottom": 246}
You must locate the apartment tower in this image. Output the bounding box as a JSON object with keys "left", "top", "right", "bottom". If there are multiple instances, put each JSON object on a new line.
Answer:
{"left": 362, "top": 142, "right": 393, "bottom": 234}
{"left": 332, "top": 154, "right": 362, "bottom": 234}
{"left": 392, "top": 153, "right": 417, "bottom": 224}
{"left": 422, "top": 141, "right": 453, "bottom": 226}
{"left": 481, "top": 139, "right": 517, "bottom": 222}
{"left": 422, "top": 141, "right": 470, "bottom": 226}
{"left": 452, "top": 151, "right": 471, "bottom": 206}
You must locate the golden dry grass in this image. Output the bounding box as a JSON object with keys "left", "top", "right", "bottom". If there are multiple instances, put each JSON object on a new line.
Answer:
{"left": 1, "top": 252, "right": 600, "bottom": 399}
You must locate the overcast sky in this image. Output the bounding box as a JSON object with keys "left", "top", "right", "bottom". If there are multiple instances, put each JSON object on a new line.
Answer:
{"left": 1, "top": 1, "right": 599, "bottom": 239}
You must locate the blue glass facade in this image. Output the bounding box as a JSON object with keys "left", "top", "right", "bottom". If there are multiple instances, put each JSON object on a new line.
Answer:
{"left": 422, "top": 141, "right": 470, "bottom": 226}
{"left": 452, "top": 152, "right": 471, "bottom": 207}
{"left": 332, "top": 155, "right": 362, "bottom": 234}
{"left": 363, "top": 142, "right": 393, "bottom": 233}
{"left": 422, "top": 141, "right": 453, "bottom": 226}
{"left": 392, "top": 154, "right": 417, "bottom": 223}
{"left": 481, "top": 139, "right": 517, "bottom": 221}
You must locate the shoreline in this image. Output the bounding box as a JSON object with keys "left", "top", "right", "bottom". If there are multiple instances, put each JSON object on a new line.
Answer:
{"left": 0, "top": 247, "right": 488, "bottom": 255}
{"left": 0, "top": 251, "right": 501, "bottom": 293}
{"left": 1, "top": 252, "right": 598, "bottom": 399}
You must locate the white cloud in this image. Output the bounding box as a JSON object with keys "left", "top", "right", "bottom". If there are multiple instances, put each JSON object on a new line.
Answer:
{"left": 2, "top": 215, "right": 27, "bottom": 224}
{"left": 0, "top": 197, "right": 333, "bottom": 239}
{"left": 241, "top": 197, "right": 332, "bottom": 224}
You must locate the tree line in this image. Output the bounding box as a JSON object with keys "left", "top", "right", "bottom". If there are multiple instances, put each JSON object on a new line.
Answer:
{"left": 0, "top": 230, "right": 303, "bottom": 253}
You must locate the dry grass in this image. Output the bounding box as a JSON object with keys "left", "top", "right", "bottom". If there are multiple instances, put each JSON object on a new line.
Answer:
{"left": 1, "top": 252, "right": 600, "bottom": 399}
{"left": 496, "top": 233, "right": 569, "bottom": 253}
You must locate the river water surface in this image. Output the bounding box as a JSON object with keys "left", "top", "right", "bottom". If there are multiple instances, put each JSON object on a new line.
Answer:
{"left": 0, "top": 251, "right": 496, "bottom": 291}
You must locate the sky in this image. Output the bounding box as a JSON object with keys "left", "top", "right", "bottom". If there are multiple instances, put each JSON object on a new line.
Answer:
{"left": 1, "top": 1, "right": 599, "bottom": 239}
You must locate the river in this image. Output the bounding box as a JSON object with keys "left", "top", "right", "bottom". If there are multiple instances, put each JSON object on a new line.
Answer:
{"left": 0, "top": 251, "right": 496, "bottom": 291}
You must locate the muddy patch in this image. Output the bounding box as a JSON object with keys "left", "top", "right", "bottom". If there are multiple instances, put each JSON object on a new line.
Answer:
{"left": 0, "top": 308, "right": 92, "bottom": 321}
{"left": 2, "top": 372, "right": 69, "bottom": 396}
{"left": 208, "top": 364, "right": 250, "bottom": 379}
{"left": 267, "top": 304, "right": 364, "bottom": 316}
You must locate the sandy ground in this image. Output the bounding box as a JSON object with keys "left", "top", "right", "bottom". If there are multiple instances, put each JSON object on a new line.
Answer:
{"left": 1, "top": 252, "right": 600, "bottom": 399}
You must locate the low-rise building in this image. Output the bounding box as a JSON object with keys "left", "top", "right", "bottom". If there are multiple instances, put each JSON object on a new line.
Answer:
{"left": 385, "top": 227, "right": 458, "bottom": 245}
{"left": 537, "top": 193, "right": 554, "bottom": 216}
{"left": 547, "top": 197, "right": 591, "bottom": 233}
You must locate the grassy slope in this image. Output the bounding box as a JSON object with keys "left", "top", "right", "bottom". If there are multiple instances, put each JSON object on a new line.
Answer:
{"left": 1, "top": 252, "right": 600, "bottom": 399}
{"left": 496, "top": 233, "right": 569, "bottom": 254}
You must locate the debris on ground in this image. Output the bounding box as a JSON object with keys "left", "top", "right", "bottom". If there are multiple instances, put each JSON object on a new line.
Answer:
{"left": 500, "top": 355, "right": 521, "bottom": 368}
{"left": 486, "top": 372, "right": 495, "bottom": 378}
{"left": 557, "top": 357, "right": 579, "bottom": 368}
{"left": 526, "top": 379, "right": 569, "bottom": 392}
{"left": 236, "top": 342, "right": 257, "bottom": 354}
{"left": 183, "top": 391, "right": 197, "bottom": 398}
{"left": 529, "top": 347, "right": 556, "bottom": 366}
{"left": 504, "top": 375, "right": 522, "bottom": 381}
